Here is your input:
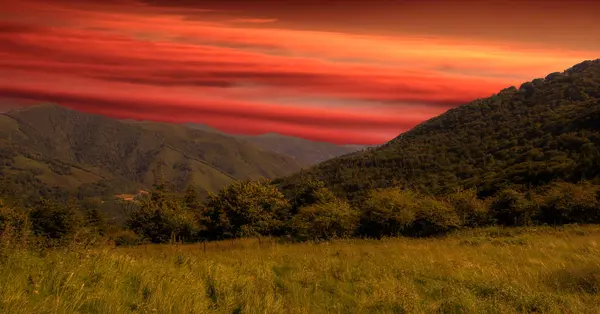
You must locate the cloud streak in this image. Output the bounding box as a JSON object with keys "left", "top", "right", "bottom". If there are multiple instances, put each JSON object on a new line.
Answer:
{"left": 0, "top": 0, "right": 597, "bottom": 144}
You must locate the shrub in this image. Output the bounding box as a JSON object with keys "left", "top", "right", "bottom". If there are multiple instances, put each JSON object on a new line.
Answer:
{"left": 0, "top": 205, "right": 32, "bottom": 249}
{"left": 289, "top": 179, "right": 337, "bottom": 213}
{"left": 291, "top": 200, "right": 359, "bottom": 241}
{"left": 205, "top": 179, "right": 291, "bottom": 238}
{"left": 538, "top": 182, "right": 600, "bottom": 224}
{"left": 409, "top": 198, "right": 462, "bottom": 237}
{"left": 446, "top": 189, "right": 492, "bottom": 227}
{"left": 359, "top": 188, "right": 419, "bottom": 238}
{"left": 126, "top": 187, "right": 202, "bottom": 243}
{"left": 111, "top": 229, "right": 146, "bottom": 247}
{"left": 29, "top": 199, "right": 83, "bottom": 246}
{"left": 490, "top": 189, "right": 539, "bottom": 226}
{"left": 79, "top": 198, "right": 108, "bottom": 236}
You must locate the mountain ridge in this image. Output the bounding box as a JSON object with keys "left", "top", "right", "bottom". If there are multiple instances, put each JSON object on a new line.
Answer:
{"left": 186, "top": 123, "right": 371, "bottom": 165}
{"left": 0, "top": 104, "right": 302, "bottom": 201}
{"left": 277, "top": 59, "right": 600, "bottom": 199}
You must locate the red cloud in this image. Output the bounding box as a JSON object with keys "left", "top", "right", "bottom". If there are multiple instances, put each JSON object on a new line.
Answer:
{"left": 0, "top": 0, "right": 597, "bottom": 144}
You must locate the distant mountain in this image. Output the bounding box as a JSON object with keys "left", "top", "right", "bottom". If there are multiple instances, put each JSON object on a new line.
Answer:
{"left": 185, "top": 123, "right": 229, "bottom": 135}
{"left": 0, "top": 104, "right": 302, "bottom": 202}
{"left": 238, "top": 133, "right": 372, "bottom": 166}
{"left": 186, "top": 124, "right": 371, "bottom": 166}
{"left": 277, "top": 59, "right": 600, "bottom": 199}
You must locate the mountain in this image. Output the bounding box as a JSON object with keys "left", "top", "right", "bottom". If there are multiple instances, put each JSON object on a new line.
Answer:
{"left": 238, "top": 133, "right": 372, "bottom": 166}
{"left": 276, "top": 59, "right": 600, "bottom": 199}
{"left": 186, "top": 124, "right": 371, "bottom": 165}
{"left": 0, "top": 104, "right": 302, "bottom": 202}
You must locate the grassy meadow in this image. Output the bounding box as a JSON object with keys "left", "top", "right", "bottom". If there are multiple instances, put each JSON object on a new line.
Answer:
{"left": 2, "top": 226, "right": 600, "bottom": 313}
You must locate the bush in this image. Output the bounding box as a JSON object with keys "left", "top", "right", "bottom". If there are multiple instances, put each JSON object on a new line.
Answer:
{"left": 0, "top": 205, "right": 32, "bottom": 249}
{"left": 29, "top": 199, "right": 83, "bottom": 246}
{"left": 359, "top": 188, "right": 419, "bottom": 238}
{"left": 289, "top": 179, "right": 337, "bottom": 213}
{"left": 290, "top": 200, "right": 359, "bottom": 241}
{"left": 205, "top": 179, "right": 291, "bottom": 238}
{"left": 446, "top": 189, "right": 492, "bottom": 227}
{"left": 409, "top": 198, "right": 462, "bottom": 237}
{"left": 111, "top": 229, "right": 146, "bottom": 247}
{"left": 126, "top": 191, "right": 201, "bottom": 244}
{"left": 490, "top": 189, "right": 539, "bottom": 226}
{"left": 538, "top": 182, "right": 600, "bottom": 224}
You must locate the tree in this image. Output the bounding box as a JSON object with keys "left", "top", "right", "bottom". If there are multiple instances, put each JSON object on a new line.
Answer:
{"left": 538, "top": 182, "right": 600, "bottom": 224}
{"left": 359, "top": 188, "right": 419, "bottom": 238}
{"left": 0, "top": 204, "right": 31, "bottom": 247}
{"left": 205, "top": 179, "right": 291, "bottom": 238}
{"left": 29, "top": 198, "right": 83, "bottom": 245}
{"left": 79, "top": 198, "right": 108, "bottom": 235}
{"left": 409, "top": 198, "right": 461, "bottom": 237}
{"left": 126, "top": 185, "right": 201, "bottom": 243}
{"left": 489, "top": 189, "right": 539, "bottom": 226}
{"left": 290, "top": 200, "right": 359, "bottom": 241}
{"left": 446, "top": 188, "right": 491, "bottom": 227}
{"left": 289, "top": 178, "right": 336, "bottom": 213}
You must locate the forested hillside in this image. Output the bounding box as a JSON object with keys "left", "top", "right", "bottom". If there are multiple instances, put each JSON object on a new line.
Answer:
{"left": 0, "top": 104, "right": 301, "bottom": 203}
{"left": 277, "top": 59, "right": 600, "bottom": 199}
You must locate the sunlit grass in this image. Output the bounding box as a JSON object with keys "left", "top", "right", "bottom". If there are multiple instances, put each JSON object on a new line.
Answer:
{"left": 2, "top": 225, "right": 600, "bottom": 313}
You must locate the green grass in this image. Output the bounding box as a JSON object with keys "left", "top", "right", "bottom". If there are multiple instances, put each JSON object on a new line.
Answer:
{"left": 2, "top": 226, "right": 600, "bottom": 313}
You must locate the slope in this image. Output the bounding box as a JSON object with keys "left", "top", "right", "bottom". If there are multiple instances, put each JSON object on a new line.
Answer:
{"left": 277, "top": 59, "right": 600, "bottom": 199}
{"left": 186, "top": 123, "right": 370, "bottom": 166}
{"left": 238, "top": 133, "right": 371, "bottom": 166}
{"left": 0, "top": 104, "right": 302, "bottom": 200}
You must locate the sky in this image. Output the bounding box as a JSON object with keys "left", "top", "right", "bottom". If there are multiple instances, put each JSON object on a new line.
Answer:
{"left": 0, "top": 0, "right": 598, "bottom": 144}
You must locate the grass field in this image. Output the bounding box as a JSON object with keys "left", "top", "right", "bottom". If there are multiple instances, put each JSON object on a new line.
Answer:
{"left": 2, "top": 226, "right": 600, "bottom": 313}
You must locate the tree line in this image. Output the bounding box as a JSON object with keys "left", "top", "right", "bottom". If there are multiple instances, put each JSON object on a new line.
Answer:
{"left": 2, "top": 177, "right": 600, "bottom": 248}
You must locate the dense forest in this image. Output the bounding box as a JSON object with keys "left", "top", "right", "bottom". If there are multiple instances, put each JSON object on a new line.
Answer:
{"left": 277, "top": 59, "right": 600, "bottom": 200}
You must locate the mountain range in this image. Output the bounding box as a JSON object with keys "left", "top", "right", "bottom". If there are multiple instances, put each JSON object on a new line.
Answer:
{"left": 0, "top": 105, "right": 304, "bottom": 201}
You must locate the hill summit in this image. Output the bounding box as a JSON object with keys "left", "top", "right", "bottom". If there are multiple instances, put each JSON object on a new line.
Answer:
{"left": 277, "top": 59, "right": 600, "bottom": 199}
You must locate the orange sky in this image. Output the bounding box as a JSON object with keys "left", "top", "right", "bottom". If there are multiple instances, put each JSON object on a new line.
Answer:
{"left": 0, "top": 0, "right": 598, "bottom": 144}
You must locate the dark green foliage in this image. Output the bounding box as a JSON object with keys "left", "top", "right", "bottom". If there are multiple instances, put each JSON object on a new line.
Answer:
{"left": 80, "top": 198, "right": 108, "bottom": 236}
{"left": 204, "top": 179, "right": 291, "bottom": 238}
{"left": 408, "top": 198, "right": 461, "bottom": 237}
{"left": 537, "top": 182, "right": 600, "bottom": 224}
{"left": 126, "top": 185, "right": 201, "bottom": 243}
{"left": 279, "top": 59, "right": 600, "bottom": 200}
{"left": 489, "top": 189, "right": 539, "bottom": 226}
{"left": 183, "top": 184, "right": 203, "bottom": 212}
{"left": 29, "top": 199, "right": 83, "bottom": 245}
{"left": 359, "top": 188, "right": 462, "bottom": 238}
{"left": 359, "top": 188, "right": 419, "bottom": 238}
{"left": 446, "top": 189, "right": 492, "bottom": 227}
{"left": 290, "top": 199, "right": 359, "bottom": 241}
{"left": 288, "top": 178, "right": 337, "bottom": 214}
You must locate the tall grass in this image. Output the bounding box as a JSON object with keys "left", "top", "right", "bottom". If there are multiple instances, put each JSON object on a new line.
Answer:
{"left": 2, "top": 225, "right": 600, "bottom": 313}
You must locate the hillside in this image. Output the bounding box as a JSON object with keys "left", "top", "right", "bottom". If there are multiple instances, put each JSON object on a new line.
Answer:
{"left": 277, "top": 59, "right": 600, "bottom": 199}
{"left": 0, "top": 104, "right": 302, "bottom": 201}
{"left": 186, "top": 124, "right": 369, "bottom": 166}
{"left": 238, "top": 133, "right": 371, "bottom": 166}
